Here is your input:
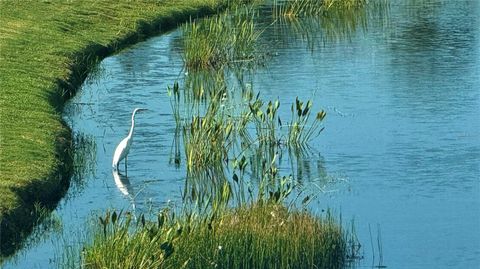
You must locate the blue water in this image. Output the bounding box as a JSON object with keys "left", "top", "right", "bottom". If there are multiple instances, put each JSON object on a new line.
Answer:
{"left": 4, "top": 1, "right": 479, "bottom": 268}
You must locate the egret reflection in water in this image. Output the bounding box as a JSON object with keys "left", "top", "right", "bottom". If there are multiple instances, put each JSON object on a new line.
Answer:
{"left": 112, "top": 170, "right": 137, "bottom": 216}
{"left": 112, "top": 170, "right": 133, "bottom": 197}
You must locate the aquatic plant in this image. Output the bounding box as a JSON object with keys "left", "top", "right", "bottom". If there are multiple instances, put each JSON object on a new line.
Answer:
{"left": 81, "top": 210, "right": 177, "bottom": 269}
{"left": 79, "top": 201, "right": 348, "bottom": 269}
{"left": 183, "top": 102, "right": 234, "bottom": 172}
{"left": 184, "top": 69, "right": 229, "bottom": 100}
{"left": 271, "top": 0, "right": 390, "bottom": 54}
{"left": 248, "top": 97, "right": 282, "bottom": 146}
{"left": 163, "top": 203, "right": 347, "bottom": 269}
{"left": 287, "top": 97, "right": 326, "bottom": 146}
{"left": 222, "top": 0, "right": 262, "bottom": 7}
{"left": 275, "top": 0, "right": 324, "bottom": 17}
{"left": 182, "top": 7, "right": 263, "bottom": 71}
{"left": 169, "top": 77, "right": 326, "bottom": 172}
{"left": 323, "top": 0, "right": 368, "bottom": 10}
{"left": 276, "top": 0, "right": 370, "bottom": 18}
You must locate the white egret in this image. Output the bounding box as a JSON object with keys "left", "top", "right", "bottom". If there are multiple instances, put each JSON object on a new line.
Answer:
{"left": 112, "top": 108, "right": 148, "bottom": 172}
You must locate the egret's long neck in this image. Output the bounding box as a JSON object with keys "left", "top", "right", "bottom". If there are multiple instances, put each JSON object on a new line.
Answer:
{"left": 127, "top": 111, "right": 136, "bottom": 138}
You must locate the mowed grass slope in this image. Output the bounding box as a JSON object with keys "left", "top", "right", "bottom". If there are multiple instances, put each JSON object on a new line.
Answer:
{"left": 0, "top": 0, "right": 224, "bottom": 255}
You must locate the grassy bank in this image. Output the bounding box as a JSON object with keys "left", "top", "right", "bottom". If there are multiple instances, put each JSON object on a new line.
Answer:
{"left": 0, "top": 0, "right": 230, "bottom": 257}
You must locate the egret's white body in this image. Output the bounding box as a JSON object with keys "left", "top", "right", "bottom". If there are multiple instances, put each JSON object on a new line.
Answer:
{"left": 112, "top": 108, "right": 147, "bottom": 171}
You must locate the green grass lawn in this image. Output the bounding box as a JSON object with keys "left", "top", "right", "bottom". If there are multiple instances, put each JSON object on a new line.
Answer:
{"left": 0, "top": 0, "right": 227, "bottom": 257}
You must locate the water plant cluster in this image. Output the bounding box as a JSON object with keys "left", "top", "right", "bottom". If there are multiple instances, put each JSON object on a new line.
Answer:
{"left": 276, "top": 0, "right": 369, "bottom": 18}
{"left": 82, "top": 202, "right": 348, "bottom": 269}
{"left": 183, "top": 7, "right": 264, "bottom": 71}
{"left": 170, "top": 79, "right": 326, "bottom": 174}
{"left": 270, "top": 0, "right": 390, "bottom": 51}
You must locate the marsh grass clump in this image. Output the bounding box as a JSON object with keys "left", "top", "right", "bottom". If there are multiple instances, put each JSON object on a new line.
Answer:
{"left": 222, "top": 0, "right": 261, "bottom": 7}
{"left": 80, "top": 202, "right": 347, "bottom": 269}
{"left": 81, "top": 210, "right": 178, "bottom": 269}
{"left": 272, "top": 0, "right": 390, "bottom": 53}
{"left": 276, "top": 0, "right": 369, "bottom": 18}
{"left": 184, "top": 112, "right": 234, "bottom": 172}
{"left": 164, "top": 203, "right": 347, "bottom": 269}
{"left": 276, "top": 0, "right": 324, "bottom": 17}
{"left": 179, "top": 93, "right": 235, "bottom": 172}
{"left": 183, "top": 7, "right": 263, "bottom": 71}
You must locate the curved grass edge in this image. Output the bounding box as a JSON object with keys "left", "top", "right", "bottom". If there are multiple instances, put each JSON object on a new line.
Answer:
{"left": 0, "top": 0, "right": 227, "bottom": 259}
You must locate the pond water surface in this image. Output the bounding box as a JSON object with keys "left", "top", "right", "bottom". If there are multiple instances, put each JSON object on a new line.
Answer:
{"left": 4, "top": 1, "right": 479, "bottom": 268}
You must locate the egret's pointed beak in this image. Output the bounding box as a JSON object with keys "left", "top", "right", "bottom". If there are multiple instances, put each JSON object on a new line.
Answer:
{"left": 134, "top": 108, "right": 148, "bottom": 113}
